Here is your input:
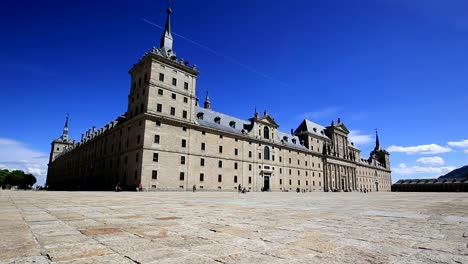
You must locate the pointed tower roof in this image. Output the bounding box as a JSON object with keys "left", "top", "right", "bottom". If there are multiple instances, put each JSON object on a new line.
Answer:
{"left": 204, "top": 91, "right": 211, "bottom": 109}
{"left": 159, "top": 4, "right": 176, "bottom": 59}
{"left": 63, "top": 114, "right": 69, "bottom": 136}
{"left": 375, "top": 129, "right": 381, "bottom": 151}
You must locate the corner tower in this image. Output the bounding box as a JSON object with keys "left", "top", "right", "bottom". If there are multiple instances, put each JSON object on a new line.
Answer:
{"left": 126, "top": 4, "right": 199, "bottom": 123}
{"left": 49, "top": 115, "right": 74, "bottom": 163}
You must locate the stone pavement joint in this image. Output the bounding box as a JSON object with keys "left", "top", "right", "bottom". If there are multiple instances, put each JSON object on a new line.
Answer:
{"left": 1, "top": 190, "right": 468, "bottom": 263}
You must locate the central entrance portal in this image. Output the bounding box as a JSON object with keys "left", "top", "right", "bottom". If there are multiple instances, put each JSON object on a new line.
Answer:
{"left": 263, "top": 176, "right": 270, "bottom": 192}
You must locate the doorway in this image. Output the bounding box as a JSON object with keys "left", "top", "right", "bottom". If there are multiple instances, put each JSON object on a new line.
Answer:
{"left": 263, "top": 176, "right": 270, "bottom": 192}
{"left": 375, "top": 182, "right": 379, "bottom": 192}
{"left": 341, "top": 178, "right": 345, "bottom": 191}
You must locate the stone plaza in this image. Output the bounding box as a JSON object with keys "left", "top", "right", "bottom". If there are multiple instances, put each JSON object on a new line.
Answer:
{"left": 1, "top": 191, "right": 467, "bottom": 263}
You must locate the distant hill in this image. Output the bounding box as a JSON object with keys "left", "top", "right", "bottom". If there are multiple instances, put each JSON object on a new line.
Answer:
{"left": 438, "top": 165, "right": 468, "bottom": 179}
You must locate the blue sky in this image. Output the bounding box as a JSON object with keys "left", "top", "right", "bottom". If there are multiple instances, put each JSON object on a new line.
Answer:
{"left": 1, "top": 0, "right": 468, "bottom": 185}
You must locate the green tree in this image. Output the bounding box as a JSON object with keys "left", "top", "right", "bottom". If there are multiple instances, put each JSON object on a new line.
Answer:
{"left": 23, "top": 173, "right": 37, "bottom": 188}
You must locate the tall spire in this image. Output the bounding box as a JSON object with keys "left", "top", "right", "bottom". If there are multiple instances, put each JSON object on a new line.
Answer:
{"left": 63, "top": 114, "right": 69, "bottom": 136}
{"left": 159, "top": 2, "right": 176, "bottom": 59}
{"left": 375, "top": 129, "right": 380, "bottom": 151}
{"left": 204, "top": 91, "right": 211, "bottom": 109}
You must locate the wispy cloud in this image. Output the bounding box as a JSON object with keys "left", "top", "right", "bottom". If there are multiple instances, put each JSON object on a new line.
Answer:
{"left": 387, "top": 144, "right": 451, "bottom": 154}
{"left": 393, "top": 163, "right": 456, "bottom": 176}
{"left": 348, "top": 130, "right": 373, "bottom": 146}
{"left": 448, "top": 139, "right": 468, "bottom": 148}
{"left": 416, "top": 156, "right": 444, "bottom": 166}
{"left": 0, "top": 138, "right": 48, "bottom": 185}
{"left": 464, "top": 149, "right": 468, "bottom": 154}
{"left": 299, "top": 107, "right": 341, "bottom": 121}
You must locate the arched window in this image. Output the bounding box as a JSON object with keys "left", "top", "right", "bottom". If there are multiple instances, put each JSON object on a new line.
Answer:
{"left": 264, "top": 126, "right": 270, "bottom": 139}
{"left": 214, "top": 117, "right": 221, "bottom": 124}
{"left": 264, "top": 146, "right": 270, "bottom": 160}
{"left": 229, "top": 121, "right": 236, "bottom": 128}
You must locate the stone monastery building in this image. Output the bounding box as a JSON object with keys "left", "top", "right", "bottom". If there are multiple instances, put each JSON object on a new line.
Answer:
{"left": 47, "top": 6, "right": 392, "bottom": 192}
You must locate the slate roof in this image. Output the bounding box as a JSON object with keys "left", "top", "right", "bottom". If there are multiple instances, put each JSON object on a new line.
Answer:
{"left": 194, "top": 106, "right": 308, "bottom": 151}
{"left": 294, "top": 119, "right": 329, "bottom": 140}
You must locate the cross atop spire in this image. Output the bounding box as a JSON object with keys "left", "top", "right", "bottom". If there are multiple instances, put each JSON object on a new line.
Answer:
{"left": 159, "top": 1, "right": 176, "bottom": 59}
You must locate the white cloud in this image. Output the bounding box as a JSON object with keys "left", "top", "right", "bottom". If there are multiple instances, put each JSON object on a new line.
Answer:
{"left": 416, "top": 156, "right": 444, "bottom": 166}
{"left": 387, "top": 144, "right": 451, "bottom": 154}
{"left": 348, "top": 130, "right": 373, "bottom": 146}
{"left": 448, "top": 139, "right": 468, "bottom": 148}
{"left": 0, "top": 138, "right": 48, "bottom": 185}
{"left": 392, "top": 163, "right": 456, "bottom": 176}
{"left": 299, "top": 107, "right": 340, "bottom": 120}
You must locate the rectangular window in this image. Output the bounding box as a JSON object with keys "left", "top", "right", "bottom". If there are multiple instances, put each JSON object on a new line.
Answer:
{"left": 159, "top": 73, "right": 164, "bottom": 81}
{"left": 249, "top": 177, "right": 252, "bottom": 184}
{"left": 289, "top": 169, "right": 291, "bottom": 175}
{"left": 249, "top": 151, "right": 252, "bottom": 158}
{"left": 234, "top": 148, "right": 238, "bottom": 155}
{"left": 157, "top": 104, "right": 162, "bottom": 112}
{"left": 183, "top": 97, "right": 188, "bottom": 103}
{"left": 218, "top": 160, "right": 222, "bottom": 168}
{"left": 158, "top": 89, "right": 163, "bottom": 95}
{"left": 218, "top": 174, "right": 222, "bottom": 182}
{"left": 152, "top": 170, "right": 158, "bottom": 179}
{"left": 200, "top": 158, "right": 205, "bottom": 166}
{"left": 298, "top": 180, "right": 301, "bottom": 185}
{"left": 234, "top": 162, "right": 238, "bottom": 169}
{"left": 234, "top": 176, "right": 238, "bottom": 183}
{"left": 172, "top": 78, "right": 177, "bottom": 86}
{"left": 153, "top": 153, "right": 159, "bottom": 162}
{"left": 219, "top": 146, "right": 223, "bottom": 153}
{"left": 180, "top": 172, "right": 185, "bottom": 181}
{"left": 249, "top": 164, "right": 252, "bottom": 171}
{"left": 171, "top": 93, "right": 176, "bottom": 99}
{"left": 201, "top": 142, "right": 205, "bottom": 151}
{"left": 297, "top": 160, "right": 300, "bottom": 165}
{"left": 289, "top": 179, "right": 292, "bottom": 185}
{"left": 298, "top": 170, "right": 300, "bottom": 176}
{"left": 184, "top": 82, "right": 188, "bottom": 90}
{"left": 182, "top": 127, "right": 187, "bottom": 131}
{"left": 200, "top": 173, "right": 204, "bottom": 182}
{"left": 170, "top": 107, "right": 175, "bottom": 116}
{"left": 289, "top": 158, "right": 291, "bottom": 164}
{"left": 258, "top": 153, "right": 261, "bottom": 159}
{"left": 280, "top": 156, "right": 282, "bottom": 162}
{"left": 272, "top": 155, "right": 275, "bottom": 161}
{"left": 280, "top": 168, "right": 282, "bottom": 173}
{"left": 156, "top": 121, "right": 161, "bottom": 126}
{"left": 181, "top": 156, "right": 185, "bottom": 164}
{"left": 154, "top": 135, "right": 160, "bottom": 144}
{"left": 280, "top": 179, "right": 282, "bottom": 184}
{"left": 181, "top": 139, "right": 186, "bottom": 148}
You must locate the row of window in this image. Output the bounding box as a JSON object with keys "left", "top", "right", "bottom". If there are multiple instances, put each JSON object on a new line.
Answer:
{"left": 150, "top": 170, "right": 321, "bottom": 186}
{"left": 154, "top": 104, "right": 188, "bottom": 119}
{"left": 157, "top": 88, "right": 189, "bottom": 103}
{"left": 152, "top": 152, "right": 321, "bottom": 177}
{"left": 158, "top": 73, "right": 189, "bottom": 90}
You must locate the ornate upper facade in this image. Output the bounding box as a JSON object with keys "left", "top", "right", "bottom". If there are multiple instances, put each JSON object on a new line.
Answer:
{"left": 47, "top": 6, "right": 391, "bottom": 192}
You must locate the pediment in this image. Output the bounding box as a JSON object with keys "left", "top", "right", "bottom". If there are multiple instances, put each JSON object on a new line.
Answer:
{"left": 335, "top": 123, "right": 350, "bottom": 134}
{"left": 257, "top": 115, "right": 279, "bottom": 128}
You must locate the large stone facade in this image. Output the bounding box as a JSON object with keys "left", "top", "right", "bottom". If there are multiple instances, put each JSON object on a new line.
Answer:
{"left": 46, "top": 7, "right": 392, "bottom": 192}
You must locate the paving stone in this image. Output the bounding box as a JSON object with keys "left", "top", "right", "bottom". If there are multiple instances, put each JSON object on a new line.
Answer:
{"left": 1, "top": 191, "right": 468, "bottom": 263}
